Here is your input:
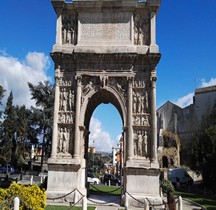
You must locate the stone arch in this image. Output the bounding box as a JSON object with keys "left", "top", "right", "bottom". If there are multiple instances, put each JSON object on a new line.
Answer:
{"left": 47, "top": 0, "right": 161, "bottom": 206}
{"left": 80, "top": 87, "right": 126, "bottom": 130}
{"left": 79, "top": 88, "right": 125, "bottom": 183}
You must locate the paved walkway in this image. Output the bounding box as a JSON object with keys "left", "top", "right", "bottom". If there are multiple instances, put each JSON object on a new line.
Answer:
{"left": 87, "top": 194, "right": 204, "bottom": 210}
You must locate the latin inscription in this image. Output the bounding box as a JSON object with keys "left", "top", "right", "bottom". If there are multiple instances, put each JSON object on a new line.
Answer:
{"left": 79, "top": 12, "right": 131, "bottom": 43}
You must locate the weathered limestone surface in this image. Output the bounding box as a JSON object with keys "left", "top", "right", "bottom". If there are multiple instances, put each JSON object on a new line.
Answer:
{"left": 47, "top": 0, "right": 161, "bottom": 207}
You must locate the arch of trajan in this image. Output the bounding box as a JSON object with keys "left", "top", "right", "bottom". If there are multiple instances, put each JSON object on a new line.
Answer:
{"left": 47, "top": 0, "right": 161, "bottom": 206}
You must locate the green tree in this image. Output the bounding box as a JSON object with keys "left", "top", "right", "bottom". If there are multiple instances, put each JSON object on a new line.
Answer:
{"left": 28, "top": 81, "right": 54, "bottom": 172}
{"left": 0, "top": 92, "right": 34, "bottom": 171}
{"left": 0, "top": 85, "right": 6, "bottom": 118}
{"left": 191, "top": 101, "right": 216, "bottom": 193}
{"left": 14, "top": 105, "right": 33, "bottom": 167}
{"left": 0, "top": 91, "right": 15, "bottom": 174}
{"left": 87, "top": 152, "right": 106, "bottom": 174}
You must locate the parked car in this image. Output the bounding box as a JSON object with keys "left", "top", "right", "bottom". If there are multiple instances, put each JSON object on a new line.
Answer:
{"left": 87, "top": 173, "right": 100, "bottom": 185}
{"left": 168, "top": 168, "right": 193, "bottom": 188}
{"left": 103, "top": 173, "right": 121, "bottom": 186}
{"left": 0, "top": 164, "right": 15, "bottom": 174}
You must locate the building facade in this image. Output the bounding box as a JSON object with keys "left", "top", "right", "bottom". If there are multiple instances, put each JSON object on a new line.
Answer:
{"left": 157, "top": 85, "right": 216, "bottom": 166}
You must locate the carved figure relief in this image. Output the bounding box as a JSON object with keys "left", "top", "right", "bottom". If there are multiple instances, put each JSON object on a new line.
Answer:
{"left": 57, "top": 127, "right": 72, "bottom": 154}
{"left": 143, "top": 131, "right": 148, "bottom": 158}
{"left": 133, "top": 130, "right": 149, "bottom": 158}
{"left": 59, "top": 88, "right": 75, "bottom": 112}
{"left": 137, "top": 131, "right": 143, "bottom": 156}
{"left": 109, "top": 77, "right": 126, "bottom": 98}
{"left": 141, "top": 114, "right": 150, "bottom": 126}
{"left": 134, "top": 13, "right": 150, "bottom": 45}
{"left": 133, "top": 114, "right": 149, "bottom": 127}
{"left": 59, "top": 112, "right": 74, "bottom": 124}
{"left": 62, "top": 15, "right": 77, "bottom": 45}
{"left": 100, "top": 75, "right": 108, "bottom": 88}
{"left": 133, "top": 80, "right": 145, "bottom": 88}
{"left": 134, "top": 133, "right": 138, "bottom": 156}
{"left": 59, "top": 79, "right": 72, "bottom": 86}
{"left": 133, "top": 89, "right": 149, "bottom": 114}
{"left": 55, "top": 65, "right": 61, "bottom": 85}
{"left": 83, "top": 81, "right": 94, "bottom": 95}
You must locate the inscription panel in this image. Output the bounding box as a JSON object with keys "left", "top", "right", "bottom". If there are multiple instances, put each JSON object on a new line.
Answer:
{"left": 78, "top": 12, "right": 132, "bottom": 45}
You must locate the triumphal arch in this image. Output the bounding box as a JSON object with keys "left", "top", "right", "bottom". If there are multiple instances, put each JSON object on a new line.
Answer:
{"left": 47, "top": 0, "right": 161, "bottom": 206}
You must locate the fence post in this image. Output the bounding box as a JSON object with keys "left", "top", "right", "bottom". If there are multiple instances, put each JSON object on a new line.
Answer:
{"left": 30, "top": 175, "right": 33, "bottom": 185}
{"left": 178, "top": 196, "right": 182, "bottom": 210}
{"left": 125, "top": 193, "right": 128, "bottom": 210}
{"left": 144, "top": 198, "right": 149, "bottom": 210}
{"left": 82, "top": 196, "right": 87, "bottom": 210}
{"left": 74, "top": 190, "right": 78, "bottom": 204}
{"left": 14, "top": 197, "right": 20, "bottom": 210}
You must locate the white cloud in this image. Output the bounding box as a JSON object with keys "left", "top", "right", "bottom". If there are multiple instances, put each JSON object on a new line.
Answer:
{"left": 175, "top": 93, "right": 194, "bottom": 108}
{"left": 89, "top": 117, "right": 116, "bottom": 153}
{"left": 25, "top": 52, "right": 50, "bottom": 73}
{"left": 116, "top": 134, "right": 122, "bottom": 143}
{"left": 201, "top": 77, "right": 216, "bottom": 87}
{"left": 0, "top": 52, "right": 51, "bottom": 108}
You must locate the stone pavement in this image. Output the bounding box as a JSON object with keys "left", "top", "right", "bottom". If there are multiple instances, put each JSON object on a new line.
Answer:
{"left": 87, "top": 194, "right": 205, "bottom": 210}
{"left": 46, "top": 195, "right": 204, "bottom": 210}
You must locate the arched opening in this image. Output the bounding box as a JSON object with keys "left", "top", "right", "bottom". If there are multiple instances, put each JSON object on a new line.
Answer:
{"left": 162, "top": 156, "right": 168, "bottom": 168}
{"left": 88, "top": 104, "right": 122, "bottom": 174}
{"left": 82, "top": 89, "right": 125, "bottom": 198}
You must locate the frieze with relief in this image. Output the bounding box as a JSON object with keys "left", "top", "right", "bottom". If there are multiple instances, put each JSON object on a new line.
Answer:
{"left": 55, "top": 64, "right": 75, "bottom": 86}
{"left": 58, "top": 112, "right": 74, "bottom": 124}
{"left": 76, "top": 62, "right": 133, "bottom": 72}
{"left": 133, "top": 114, "right": 150, "bottom": 127}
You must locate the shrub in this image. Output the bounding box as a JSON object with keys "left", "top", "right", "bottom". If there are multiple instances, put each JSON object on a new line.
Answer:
{"left": 0, "top": 183, "right": 46, "bottom": 210}
{"left": 160, "top": 179, "right": 175, "bottom": 194}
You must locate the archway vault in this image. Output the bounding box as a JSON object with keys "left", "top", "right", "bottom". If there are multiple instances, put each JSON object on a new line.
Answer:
{"left": 82, "top": 87, "right": 125, "bottom": 131}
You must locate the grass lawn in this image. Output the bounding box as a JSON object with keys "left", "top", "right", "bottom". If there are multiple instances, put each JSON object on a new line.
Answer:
{"left": 89, "top": 184, "right": 122, "bottom": 195}
{"left": 175, "top": 191, "right": 216, "bottom": 210}
{"left": 45, "top": 185, "right": 121, "bottom": 210}
{"left": 45, "top": 205, "right": 96, "bottom": 210}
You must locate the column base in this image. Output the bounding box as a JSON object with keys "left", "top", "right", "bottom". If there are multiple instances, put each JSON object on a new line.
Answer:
{"left": 124, "top": 161, "right": 161, "bottom": 208}
{"left": 46, "top": 157, "right": 86, "bottom": 204}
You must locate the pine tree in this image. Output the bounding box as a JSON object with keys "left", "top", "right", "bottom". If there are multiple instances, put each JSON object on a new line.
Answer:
{"left": 14, "top": 105, "right": 31, "bottom": 167}
{"left": 0, "top": 85, "right": 6, "bottom": 118}
{"left": 0, "top": 91, "right": 15, "bottom": 174}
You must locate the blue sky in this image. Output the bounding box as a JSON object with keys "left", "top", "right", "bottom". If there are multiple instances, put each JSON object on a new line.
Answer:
{"left": 0, "top": 0, "right": 216, "bottom": 152}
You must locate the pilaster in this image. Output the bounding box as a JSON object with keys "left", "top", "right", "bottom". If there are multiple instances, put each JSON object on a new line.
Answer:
{"left": 150, "top": 69, "right": 158, "bottom": 162}
{"left": 127, "top": 77, "right": 134, "bottom": 160}
{"left": 149, "top": 11, "right": 159, "bottom": 53}
{"left": 51, "top": 65, "right": 61, "bottom": 158}
{"left": 74, "top": 75, "right": 82, "bottom": 159}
